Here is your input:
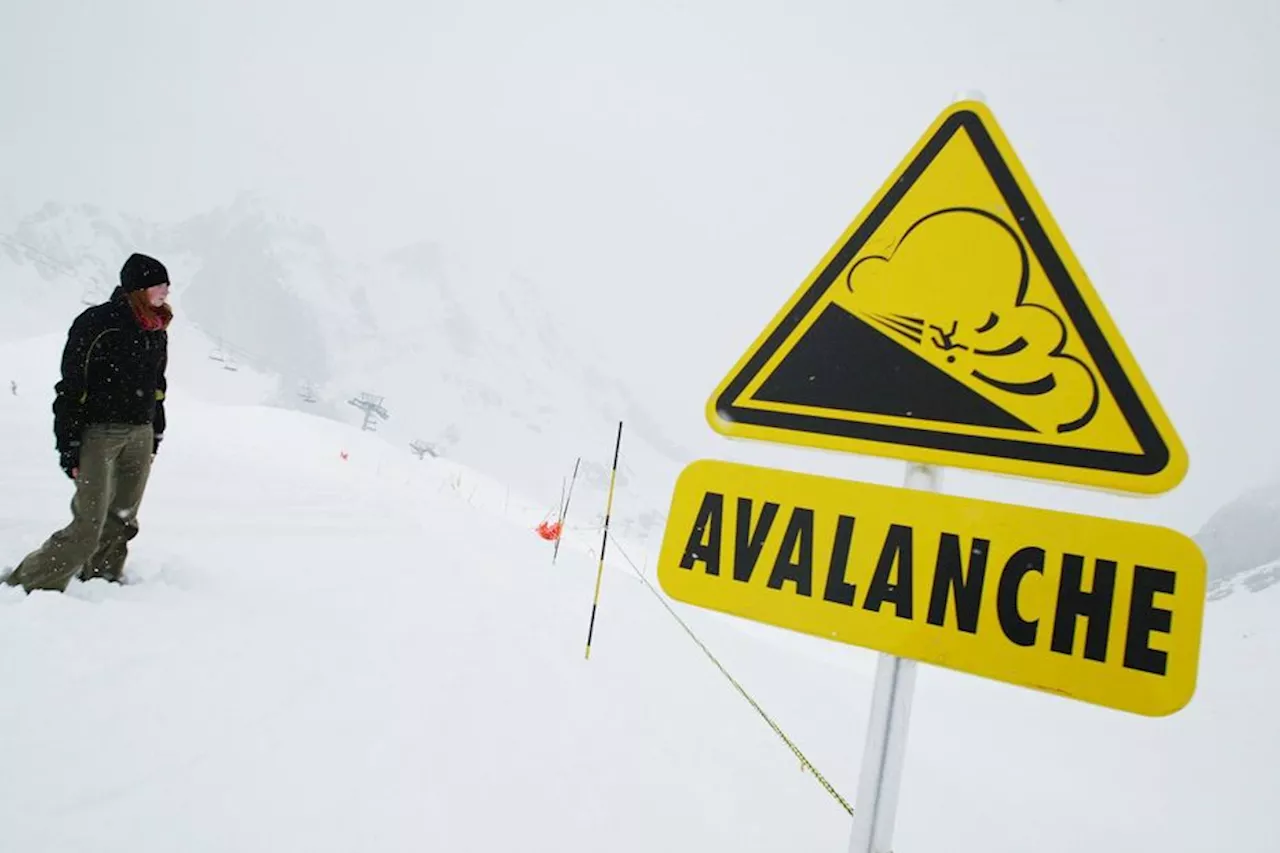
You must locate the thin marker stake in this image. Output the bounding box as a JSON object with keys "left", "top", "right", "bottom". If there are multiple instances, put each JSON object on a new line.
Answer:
{"left": 585, "top": 422, "right": 623, "bottom": 660}
{"left": 554, "top": 456, "right": 581, "bottom": 565}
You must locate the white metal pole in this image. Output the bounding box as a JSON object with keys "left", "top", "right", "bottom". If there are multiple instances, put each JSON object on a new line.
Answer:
{"left": 847, "top": 462, "right": 941, "bottom": 853}
{"left": 848, "top": 89, "right": 979, "bottom": 852}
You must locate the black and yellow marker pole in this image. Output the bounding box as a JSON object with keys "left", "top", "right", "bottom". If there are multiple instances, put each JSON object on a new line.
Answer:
{"left": 584, "top": 421, "right": 623, "bottom": 660}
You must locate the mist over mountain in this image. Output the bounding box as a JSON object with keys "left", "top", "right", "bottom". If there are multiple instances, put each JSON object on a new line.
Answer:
{"left": 1197, "top": 479, "right": 1280, "bottom": 599}
{"left": 0, "top": 194, "right": 688, "bottom": 542}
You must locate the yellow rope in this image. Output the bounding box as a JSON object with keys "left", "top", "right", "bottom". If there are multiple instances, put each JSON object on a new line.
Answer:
{"left": 608, "top": 537, "right": 854, "bottom": 816}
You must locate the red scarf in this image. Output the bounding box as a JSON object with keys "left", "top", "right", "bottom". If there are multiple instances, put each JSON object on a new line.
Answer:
{"left": 132, "top": 302, "right": 168, "bottom": 331}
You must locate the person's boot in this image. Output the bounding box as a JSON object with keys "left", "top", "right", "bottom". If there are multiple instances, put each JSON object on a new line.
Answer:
{"left": 78, "top": 568, "right": 125, "bottom": 585}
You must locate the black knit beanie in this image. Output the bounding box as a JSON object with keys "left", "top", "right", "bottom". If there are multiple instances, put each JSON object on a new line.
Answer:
{"left": 118, "top": 252, "right": 169, "bottom": 294}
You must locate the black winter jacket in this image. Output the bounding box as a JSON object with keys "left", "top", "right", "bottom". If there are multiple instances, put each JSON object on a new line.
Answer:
{"left": 52, "top": 295, "right": 168, "bottom": 468}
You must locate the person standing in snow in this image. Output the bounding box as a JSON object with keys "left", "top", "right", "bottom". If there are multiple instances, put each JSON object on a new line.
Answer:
{"left": 3, "top": 253, "right": 172, "bottom": 593}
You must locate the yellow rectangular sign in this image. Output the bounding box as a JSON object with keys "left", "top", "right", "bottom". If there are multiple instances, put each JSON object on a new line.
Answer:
{"left": 657, "top": 460, "right": 1207, "bottom": 716}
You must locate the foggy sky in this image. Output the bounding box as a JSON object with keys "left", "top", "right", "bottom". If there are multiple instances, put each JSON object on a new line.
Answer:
{"left": 2, "top": 0, "right": 1277, "bottom": 533}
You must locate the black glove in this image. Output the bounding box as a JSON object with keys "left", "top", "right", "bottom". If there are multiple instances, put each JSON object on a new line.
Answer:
{"left": 59, "top": 448, "right": 79, "bottom": 479}
{"left": 153, "top": 433, "right": 163, "bottom": 456}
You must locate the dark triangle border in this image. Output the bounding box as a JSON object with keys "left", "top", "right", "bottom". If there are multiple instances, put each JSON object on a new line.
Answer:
{"left": 715, "top": 109, "right": 1170, "bottom": 477}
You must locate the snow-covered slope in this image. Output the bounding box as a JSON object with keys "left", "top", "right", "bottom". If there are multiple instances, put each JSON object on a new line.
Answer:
{"left": 0, "top": 328, "right": 1276, "bottom": 853}
{"left": 0, "top": 197, "right": 686, "bottom": 544}
{"left": 1209, "top": 559, "right": 1280, "bottom": 602}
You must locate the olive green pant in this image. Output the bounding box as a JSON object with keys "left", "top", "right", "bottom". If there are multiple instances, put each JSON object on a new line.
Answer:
{"left": 5, "top": 423, "right": 154, "bottom": 592}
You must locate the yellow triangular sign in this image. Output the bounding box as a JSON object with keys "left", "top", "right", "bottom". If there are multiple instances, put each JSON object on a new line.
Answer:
{"left": 707, "top": 100, "right": 1187, "bottom": 495}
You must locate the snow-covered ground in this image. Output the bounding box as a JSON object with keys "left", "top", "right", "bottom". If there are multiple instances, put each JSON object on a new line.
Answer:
{"left": 1, "top": 330, "right": 1275, "bottom": 852}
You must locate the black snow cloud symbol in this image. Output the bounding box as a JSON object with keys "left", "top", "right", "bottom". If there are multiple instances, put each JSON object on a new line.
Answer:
{"left": 835, "top": 207, "right": 1100, "bottom": 435}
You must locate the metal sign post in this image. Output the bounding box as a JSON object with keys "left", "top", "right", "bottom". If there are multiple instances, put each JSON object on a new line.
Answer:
{"left": 847, "top": 462, "right": 939, "bottom": 853}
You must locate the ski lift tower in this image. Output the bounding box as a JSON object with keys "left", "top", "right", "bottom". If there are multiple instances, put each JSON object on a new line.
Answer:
{"left": 347, "top": 392, "right": 389, "bottom": 432}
